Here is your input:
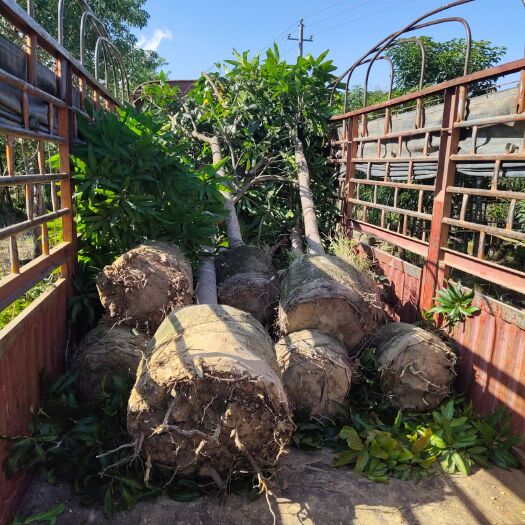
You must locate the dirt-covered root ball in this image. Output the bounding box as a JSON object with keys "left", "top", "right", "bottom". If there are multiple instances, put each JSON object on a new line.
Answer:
{"left": 215, "top": 245, "right": 280, "bottom": 325}
{"left": 71, "top": 318, "right": 148, "bottom": 402}
{"left": 97, "top": 241, "right": 193, "bottom": 333}
{"left": 371, "top": 322, "right": 457, "bottom": 411}
{"left": 278, "top": 254, "right": 385, "bottom": 351}
{"left": 127, "top": 304, "right": 293, "bottom": 480}
{"left": 275, "top": 330, "right": 353, "bottom": 418}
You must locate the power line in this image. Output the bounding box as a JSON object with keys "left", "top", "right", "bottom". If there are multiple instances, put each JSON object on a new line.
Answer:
{"left": 302, "top": 0, "right": 353, "bottom": 21}
{"left": 312, "top": 0, "right": 413, "bottom": 36}
{"left": 308, "top": 0, "right": 379, "bottom": 29}
{"left": 287, "top": 18, "right": 314, "bottom": 57}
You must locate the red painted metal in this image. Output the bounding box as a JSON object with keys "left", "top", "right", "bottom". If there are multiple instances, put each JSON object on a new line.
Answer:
{"left": 0, "top": 280, "right": 68, "bottom": 525}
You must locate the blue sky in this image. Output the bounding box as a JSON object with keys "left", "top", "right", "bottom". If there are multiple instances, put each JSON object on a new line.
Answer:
{"left": 136, "top": 0, "right": 524, "bottom": 88}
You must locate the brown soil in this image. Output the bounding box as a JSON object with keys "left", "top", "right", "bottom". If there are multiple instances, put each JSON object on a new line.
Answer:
{"left": 371, "top": 322, "right": 457, "bottom": 411}
{"left": 127, "top": 304, "right": 293, "bottom": 480}
{"left": 97, "top": 241, "right": 193, "bottom": 333}
{"left": 275, "top": 330, "right": 353, "bottom": 418}
{"left": 278, "top": 255, "right": 385, "bottom": 350}
{"left": 71, "top": 317, "right": 148, "bottom": 402}
{"left": 215, "top": 245, "right": 280, "bottom": 325}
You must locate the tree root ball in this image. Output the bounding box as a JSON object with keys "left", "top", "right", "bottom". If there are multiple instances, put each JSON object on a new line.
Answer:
{"left": 215, "top": 245, "right": 280, "bottom": 325}
{"left": 278, "top": 255, "right": 385, "bottom": 350}
{"left": 71, "top": 318, "right": 148, "bottom": 402}
{"left": 371, "top": 322, "right": 457, "bottom": 411}
{"left": 275, "top": 330, "right": 353, "bottom": 418}
{"left": 127, "top": 304, "right": 294, "bottom": 480}
{"left": 97, "top": 241, "right": 193, "bottom": 333}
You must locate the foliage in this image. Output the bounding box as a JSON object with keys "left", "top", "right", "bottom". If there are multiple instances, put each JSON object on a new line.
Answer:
{"left": 328, "top": 234, "right": 373, "bottom": 274}
{"left": 334, "top": 398, "right": 520, "bottom": 482}
{"left": 10, "top": 503, "right": 65, "bottom": 525}
{"left": 143, "top": 47, "right": 340, "bottom": 248}
{"left": 386, "top": 37, "right": 506, "bottom": 96}
{"left": 70, "top": 105, "right": 226, "bottom": 270}
{"left": 422, "top": 281, "right": 480, "bottom": 332}
{"left": 3, "top": 373, "right": 211, "bottom": 513}
{"left": 293, "top": 346, "right": 520, "bottom": 482}
{"left": 9, "top": 0, "right": 165, "bottom": 90}
{"left": 3, "top": 372, "right": 265, "bottom": 513}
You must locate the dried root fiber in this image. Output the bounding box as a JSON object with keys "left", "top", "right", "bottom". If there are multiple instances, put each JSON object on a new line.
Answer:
{"left": 278, "top": 254, "right": 384, "bottom": 350}
{"left": 215, "top": 245, "right": 280, "bottom": 325}
{"left": 127, "top": 304, "right": 293, "bottom": 480}
{"left": 371, "top": 322, "right": 457, "bottom": 411}
{"left": 97, "top": 241, "right": 193, "bottom": 333}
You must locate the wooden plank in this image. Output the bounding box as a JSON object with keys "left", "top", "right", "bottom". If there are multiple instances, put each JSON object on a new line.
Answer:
{"left": 0, "top": 123, "right": 65, "bottom": 143}
{"left": 446, "top": 186, "right": 525, "bottom": 200}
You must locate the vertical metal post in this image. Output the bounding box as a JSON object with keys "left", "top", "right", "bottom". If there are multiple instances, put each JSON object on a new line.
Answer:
{"left": 343, "top": 116, "right": 359, "bottom": 231}
{"left": 420, "top": 86, "right": 461, "bottom": 310}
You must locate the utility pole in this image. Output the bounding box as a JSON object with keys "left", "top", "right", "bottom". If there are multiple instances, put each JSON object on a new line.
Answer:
{"left": 287, "top": 18, "right": 313, "bottom": 58}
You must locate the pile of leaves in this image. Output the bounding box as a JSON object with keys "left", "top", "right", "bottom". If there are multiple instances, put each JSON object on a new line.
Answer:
{"left": 3, "top": 373, "right": 261, "bottom": 514}
{"left": 3, "top": 374, "right": 207, "bottom": 513}
{"left": 294, "top": 346, "right": 521, "bottom": 483}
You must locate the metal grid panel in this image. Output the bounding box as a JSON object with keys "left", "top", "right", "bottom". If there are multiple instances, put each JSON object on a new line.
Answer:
{"left": 331, "top": 58, "right": 525, "bottom": 306}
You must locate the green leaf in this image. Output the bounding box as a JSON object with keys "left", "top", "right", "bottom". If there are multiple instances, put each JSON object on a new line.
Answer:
{"left": 451, "top": 452, "right": 469, "bottom": 475}
{"left": 340, "top": 427, "right": 365, "bottom": 451}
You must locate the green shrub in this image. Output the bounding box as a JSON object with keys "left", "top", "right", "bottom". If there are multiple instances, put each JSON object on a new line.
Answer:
{"left": 71, "top": 105, "right": 227, "bottom": 270}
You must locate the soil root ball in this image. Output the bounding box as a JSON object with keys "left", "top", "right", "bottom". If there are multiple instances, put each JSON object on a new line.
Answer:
{"left": 97, "top": 241, "right": 193, "bottom": 333}
{"left": 127, "top": 304, "right": 293, "bottom": 480}
{"left": 278, "top": 254, "right": 384, "bottom": 350}
{"left": 275, "top": 330, "right": 353, "bottom": 418}
{"left": 215, "top": 245, "right": 280, "bottom": 325}
{"left": 372, "top": 322, "right": 457, "bottom": 411}
{"left": 71, "top": 318, "right": 148, "bottom": 402}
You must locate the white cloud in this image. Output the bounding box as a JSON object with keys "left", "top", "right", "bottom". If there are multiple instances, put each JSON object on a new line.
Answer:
{"left": 137, "top": 28, "right": 173, "bottom": 52}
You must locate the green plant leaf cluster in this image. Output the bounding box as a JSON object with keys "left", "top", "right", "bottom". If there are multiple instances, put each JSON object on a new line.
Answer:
{"left": 3, "top": 373, "right": 208, "bottom": 514}
{"left": 423, "top": 281, "right": 480, "bottom": 331}
{"left": 333, "top": 398, "right": 521, "bottom": 482}
{"left": 71, "top": 105, "right": 226, "bottom": 270}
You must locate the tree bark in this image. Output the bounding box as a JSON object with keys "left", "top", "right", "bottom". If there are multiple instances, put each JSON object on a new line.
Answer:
{"left": 290, "top": 225, "right": 304, "bottom": 256}
{"left": 192, "top": 131, "right": 244, "bottom": 248}
{"left": 196, "top": 256, "right": 218, "bottom": 305}
{"left": 292, "top": 130, "right": 324, "bottom": 255}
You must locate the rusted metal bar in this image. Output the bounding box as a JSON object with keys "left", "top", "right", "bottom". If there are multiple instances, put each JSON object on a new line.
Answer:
{"left": 342, "top": 117, "right": 359, "bottom": 226}
{"left": 454, "top": 113, "right": 525, "bottom": 128}
{"left": 350, "top": 178, "right": 435, "bottom": 192}
{"left": 347, "top": 198, "right": 432, "bottom": 221}
{"left": 0, "top": 209, "right": 69, "bottom": 242}
{"left": 450, "top": 153, "right": 525, "bottom": 161}
{"left": 446, "top": 186, "right": 525, "bottom": 200}
{"left": 0, "top": 174, "right": 68, "bottom": 187}
{"left": 351, "top": 125, "right": 444, "bottom": 144}
{"left": 332, "top": 58, "right": 525, "bottom": 121}
{"left": 441, "top": 248, "right": 525, "bottom": 295}
{"left": 0, "top": 242, "right": 70, "bottom": 311}
{"left": 0, "top": 124, "right": 65, "bottom": 143}
{"left": 355, "top": 156, "right": 439, "bottom": 163}
{"left": 0, "top": 0, "right": 119, "bottom": 106}
{"left": 351, "top": 219, "right": 429, "bottom": 256}
{"left": 442, "top": 217, "right": 525, "bottom": 243}
{"left": 420, "top": 87, "right": 460, "bottom": 310}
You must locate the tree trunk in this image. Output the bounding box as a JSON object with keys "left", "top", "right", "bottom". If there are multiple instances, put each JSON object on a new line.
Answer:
{"left": 196, "top": 256, "right": 218, "bottom": 305}
{"left": 292, "top": 130, "right": 324, "bottom": 255}
{"left": 209, "top": 136, "right": 244, "bottom": 248}
{"left": 290, "top": 225, "right": 304, "bottom": 256}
